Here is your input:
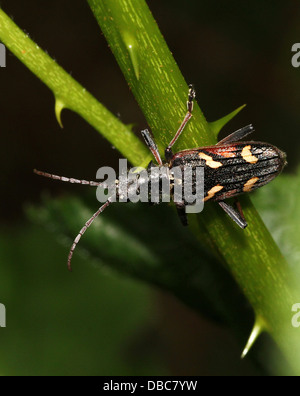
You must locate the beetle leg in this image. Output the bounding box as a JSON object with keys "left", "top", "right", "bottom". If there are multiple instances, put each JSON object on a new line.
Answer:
{"left": 235, "top": 199, "right": 246, "bottom": 222}
{"left": 218, "top": 201, "right": 248, "bottom": 229}
{"left": 165, "top": 84, "right": 196, "bottom": 162}
{"left": 176, "top": 202, "right": 188, "bottom": 226}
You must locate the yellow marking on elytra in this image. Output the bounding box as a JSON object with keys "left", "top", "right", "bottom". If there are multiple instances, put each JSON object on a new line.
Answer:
{"left": 243, "top": 177, "right": 259, "bottom": 192}
{"left": 241, "top": 145, "right": 258, "bottom": 164}
{"left": 204, "top": 185, "right": 224, "bottom": 202}
{"left": 199, "top": 152, "right": 222, "bottom": 168}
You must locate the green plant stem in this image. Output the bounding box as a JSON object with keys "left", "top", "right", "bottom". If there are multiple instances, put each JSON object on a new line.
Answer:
{"left": 0, "top": 2, "right": 299, "bottom": 371}
{"left": 0, "top": 7, "right": 148, "bottom": 166}
{"left": 87, "top": 0, "right": 300, "bottom": 371}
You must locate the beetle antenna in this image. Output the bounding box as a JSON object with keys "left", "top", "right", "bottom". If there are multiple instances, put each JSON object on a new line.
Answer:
{"left": 33, "top": 169, "right": 102, "bottom": 187}
{"left": 67, "top": 199, "right": 112, "bottom": 271}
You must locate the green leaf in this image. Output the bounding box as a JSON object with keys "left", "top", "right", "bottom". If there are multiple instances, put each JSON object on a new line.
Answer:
{"left": 26, "top": 194, "right": 255, "bottom": 330}
{"left": 253, "top": 167, "right": 300, "bottom": 274}
{"left": 209, "top": 104, "right": 247, "bottom": 137}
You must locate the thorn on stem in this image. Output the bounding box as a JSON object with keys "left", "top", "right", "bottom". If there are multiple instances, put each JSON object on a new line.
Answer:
{"left": 55, "top": 97, "right": 66, "bottom": 128}
{"left": 241, "top": 315, "right": 267, "bottom": 359}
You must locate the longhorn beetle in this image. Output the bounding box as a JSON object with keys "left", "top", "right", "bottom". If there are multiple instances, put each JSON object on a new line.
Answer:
{"left": 34, "top": 85, "right": 287, "bottom": 270}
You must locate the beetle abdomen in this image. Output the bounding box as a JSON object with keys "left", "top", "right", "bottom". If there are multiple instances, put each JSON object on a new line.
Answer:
{"left": 170, "top": 142, "right": 287, "bottom": 202}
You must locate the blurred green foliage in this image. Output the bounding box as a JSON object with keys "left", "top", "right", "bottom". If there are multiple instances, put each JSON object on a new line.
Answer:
{"left": 253, "top": 166, "right": 300, "bottom": 273}
{"left": 0, "top": 223, "right": 168, "bottom": 375}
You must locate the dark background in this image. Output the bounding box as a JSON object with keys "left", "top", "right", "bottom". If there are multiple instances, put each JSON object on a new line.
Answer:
{"left": 0, "top": 0, "right": 299, "bottom": 375}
